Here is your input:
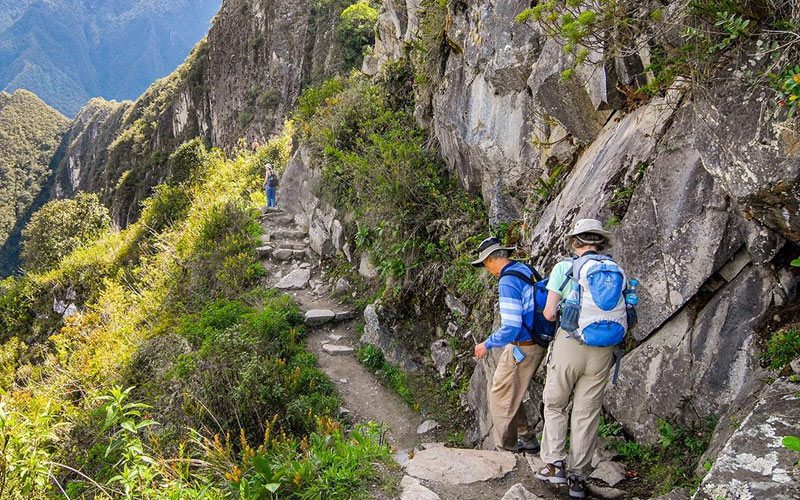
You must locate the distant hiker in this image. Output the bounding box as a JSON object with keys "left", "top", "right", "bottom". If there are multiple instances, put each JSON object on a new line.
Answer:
{"left": 472, "top": 237, "right": 551, "bottom": 454}
{"left": 264, "top": 163, "right": 278, "bottom": 208}
{"left": 536, "top": 219, "right": 635, "bottom": 499}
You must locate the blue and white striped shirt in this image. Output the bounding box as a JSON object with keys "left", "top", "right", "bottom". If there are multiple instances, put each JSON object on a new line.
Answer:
{"left": 484, "top": 261, "right": 535, "bottom": 349}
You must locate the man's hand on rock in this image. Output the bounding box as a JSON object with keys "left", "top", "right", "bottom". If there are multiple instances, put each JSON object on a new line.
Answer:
{"left": 474, "top": 342, "right": 489, "bottom": 359}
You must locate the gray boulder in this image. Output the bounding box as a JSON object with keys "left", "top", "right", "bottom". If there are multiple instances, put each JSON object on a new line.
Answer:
{"left": 333, "top": 277, "right": 353, "bottom": 296}
{"left": 430, "top": 339, "right": 454, "bottom": 377}
{"left": 361, "top": 303, "right": 418, "bottom": 371}
{"left": 528, "top": 39, "right": 615, "bottom": 142}
{"left": 277, "top": 146, "right": 321, "bottom": 227}
{"left": 358, "top": 253, "right": 379, "bottom": 279}
{"left": 445, "top": 293, "right": 469, "bottom": 317}
{"left": 304, "top": 309, "right": 336, "bottom": 327}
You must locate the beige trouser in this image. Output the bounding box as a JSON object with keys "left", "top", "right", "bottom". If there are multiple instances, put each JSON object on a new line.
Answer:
{"left": 540, "top": 329, "right": 614, "bottom": 479}
{"left": 490, "top": 343, "right": 546, "bottom": 450}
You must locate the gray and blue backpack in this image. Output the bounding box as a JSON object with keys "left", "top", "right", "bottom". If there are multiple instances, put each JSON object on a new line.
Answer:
{"left": 559, "top": 253, "right": 629, "bottom": 346}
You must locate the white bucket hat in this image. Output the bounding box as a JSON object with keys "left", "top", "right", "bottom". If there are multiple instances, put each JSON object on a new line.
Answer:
{"left": 470, "top": 237, "right": 516, "bottom": 267}
{"left": 567, "top": 218, "right": 614, "bottom": 241}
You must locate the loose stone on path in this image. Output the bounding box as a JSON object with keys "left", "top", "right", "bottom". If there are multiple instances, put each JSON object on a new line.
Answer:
{"left": 404, "top": 445, "right": 516, "bottom": 485}
{"left": 416, "top": 419, "right": 440, "bottom": 434}
{"left": 501, "top": 483, "right": 544, "bottom": 500}
{"left": 399, "top": 475, "right": 440, "bottom": 500}
{"left": 590, "top": 460, "right": 626, "bottom": 487}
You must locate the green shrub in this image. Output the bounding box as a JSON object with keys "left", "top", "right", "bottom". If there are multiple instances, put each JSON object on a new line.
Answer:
{"left": 762, "top": 324, "right": 800, "bottom": 370}
{"left": 337, "top": 0, "right": 379, "bottom": 68}
{"left": 773, "top": 65, "right": 800, "bottom": 118}
{"left": 616, "top": 416, "right": 718, "bottom": 496}
{"left": 21, "top": 193, "right": 112, "bottom": 272}
{"left": 174, "top": 295, "right": 339, "bottom": 440}
{"left": 168, "top": 137, "right": 209, "bottom": 185}
{"left": 297, "top": 74, "right": 485, "bottom": 285}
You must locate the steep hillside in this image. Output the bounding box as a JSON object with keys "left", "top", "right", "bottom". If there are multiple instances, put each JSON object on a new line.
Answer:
{"left": 0, "top": 0, "right": 220, "bottom": 117}
{"left": 49, "top": 0, "right": 361, "bottom": 229}
{"left": 0, "top": 89, "right": 69, "bottom": 274}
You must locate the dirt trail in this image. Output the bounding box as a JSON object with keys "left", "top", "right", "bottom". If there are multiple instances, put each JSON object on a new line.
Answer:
{"left": 259, "top": 209, "right": 422, "bottom": 455}
{"left": 259, "top": 208, "right": 564, "bottom": 499}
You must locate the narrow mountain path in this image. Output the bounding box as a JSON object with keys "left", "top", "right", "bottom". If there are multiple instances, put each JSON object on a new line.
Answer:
{"left": 258, "top": 208, "right": 422, "bottom": 455}
{"left": 257, "top": 208, "right": 570, "bottom": 500}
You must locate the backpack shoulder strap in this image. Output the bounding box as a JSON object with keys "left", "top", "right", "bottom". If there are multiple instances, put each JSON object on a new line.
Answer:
{"left": 572, "top": 253, "right": 606, "bottom": 280}
{"left": 500, "top": 269, "right": 536, "bottom": 287}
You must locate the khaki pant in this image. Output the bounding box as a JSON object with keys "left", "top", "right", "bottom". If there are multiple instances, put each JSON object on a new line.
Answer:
{"left": 540, "top": 329, "right": 614, "bottom": 479}
{"left": 490, "top": 343, "right": 546, "bottom": 450}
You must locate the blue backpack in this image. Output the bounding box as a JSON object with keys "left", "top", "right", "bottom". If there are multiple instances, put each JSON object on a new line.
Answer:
{"left": 499, "top": 263, "right": 557, "bottom": 347}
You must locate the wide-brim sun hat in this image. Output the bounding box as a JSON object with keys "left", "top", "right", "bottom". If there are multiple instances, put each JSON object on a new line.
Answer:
{"left": 567, "top": 218, "right": 614, "bottom": 242}
{"left": 471, "top": 237, "right": 516, "bottom": 267}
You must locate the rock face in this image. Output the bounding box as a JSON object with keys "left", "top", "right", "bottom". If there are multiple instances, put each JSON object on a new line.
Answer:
{"left": 604, "top": 266, "right": 777, "bottom": 442}
{"left": 692, "top": 46, "right": 800, "bottom": 244}
{"left": 694, "top": 377, "right": 800, "bottom": 500}
{"left": 431, "top": 0, "right": 543, "bottom": 223}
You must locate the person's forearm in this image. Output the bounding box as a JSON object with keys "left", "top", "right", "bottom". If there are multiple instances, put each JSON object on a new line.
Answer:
{"left": 543, "top": 290, "right": 560, "bottom": 321}
{"left": 484, "top": 324, "right": 521, "bottom": 349}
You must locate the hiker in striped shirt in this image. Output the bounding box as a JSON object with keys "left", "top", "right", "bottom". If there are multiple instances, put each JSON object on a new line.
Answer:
{"left": 472, "top": 237, "right": 546, "bottom": 453}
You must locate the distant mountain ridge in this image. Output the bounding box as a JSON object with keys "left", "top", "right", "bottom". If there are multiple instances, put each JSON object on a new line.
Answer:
{"left": 0, "top": 0, "right": 220, "bottom": 117}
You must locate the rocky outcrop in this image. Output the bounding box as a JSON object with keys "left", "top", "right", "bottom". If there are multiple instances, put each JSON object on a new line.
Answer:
{"left": 692, "top": 45, "right": 800, "bottom": 244}
{"left": 363, "top": 0, "right": 421, "bottom": 76}
{"left": 605, "top": 266, "right": 779, "bottom": 442}
{"left": 693, "top": 376, "right": 800, "bottom": 500}
{"left": 348, "top": 1, "right": 800, "bottom": 466}
{"left": 431, "top": 0, "right": 543, "bottom": 223}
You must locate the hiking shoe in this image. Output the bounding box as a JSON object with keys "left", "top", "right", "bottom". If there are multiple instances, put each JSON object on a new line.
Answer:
{"left": 568, "top": 475, "right": 586, "bottom": 498}
{"left": 517, "top": 437, "right": 540, "bottom": 454}
{"left": 535, "top": 460, "right": 567, "bottom": 484}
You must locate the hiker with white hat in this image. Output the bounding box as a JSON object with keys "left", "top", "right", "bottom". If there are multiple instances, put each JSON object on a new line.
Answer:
{"left": 471, "top": 237, "right": 547, "bottom": 453}
{"left": 536, "top": 218, "right": 632, "bottom": 499}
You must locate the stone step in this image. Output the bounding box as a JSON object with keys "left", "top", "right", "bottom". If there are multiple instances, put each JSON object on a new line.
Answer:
{"left": 304, "top": 309, "right": 358, "bottom": 327}
{"left": 404, "top": 445, "right": 516, "bottom": 485}
{"left": 256, "top": 245, "right": 273, "bottom": 258}
{"left": 321, "top": 344, "right": 354, "bottom": 356}
{"left": 275, "top": 268, "right": 311, "bottom": 290}
{"left": 270, "top": 228, "right": 307, "bottom": 240}
{"left": 271, "top": 248, "right": 309, "bottom": 261}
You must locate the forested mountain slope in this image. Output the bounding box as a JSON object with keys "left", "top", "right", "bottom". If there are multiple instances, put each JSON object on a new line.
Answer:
{"left": 0, "top": 0, "right": 220, "bottom": 116}
{"left": 0, "top": 89, "right": 69, "bottom": 274}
